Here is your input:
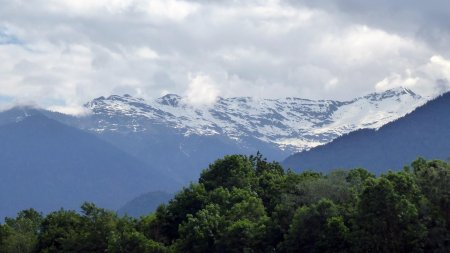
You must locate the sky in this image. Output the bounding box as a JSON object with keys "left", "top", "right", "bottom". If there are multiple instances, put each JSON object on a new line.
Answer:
{"left": 1, "top": 0, "right": 450, "bottom": 114}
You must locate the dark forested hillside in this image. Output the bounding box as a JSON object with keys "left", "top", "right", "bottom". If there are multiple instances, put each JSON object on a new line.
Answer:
{"left": 1, "top": 154, "right": 449, "bottom": 252}
{"left": 0, "top": 113, "right": 177, "bottom": 219}
{"left": 283, "top": 92, "right": 450, "bottom": 173}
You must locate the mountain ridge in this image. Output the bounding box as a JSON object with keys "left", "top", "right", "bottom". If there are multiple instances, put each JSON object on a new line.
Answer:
{"left": 83, "top": 87, "right": 426, "bottom": 152}
{"left": 0, "top": 87, "right": 433, "bottom": 185}
{"left": 282, "top": 91, "right": 450, "bottom": 173}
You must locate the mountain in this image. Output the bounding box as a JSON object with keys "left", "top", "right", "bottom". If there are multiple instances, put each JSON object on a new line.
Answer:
{"left": 84, "top": 87, "right": 425, "bottom": 152}
{"left": 282, "top": 92, "right": 450, "bottom": 174}
{"left": 0, "top": 88, "right": 429, "bottom": 191}
{"left": 74, "top": 88, "right": 425, "bottom": 182}
{"left": 117, "top": 191, "right": 173, "bottom": 218}
{"left": 0, "top": 111, "right": 177, "bottom": 219}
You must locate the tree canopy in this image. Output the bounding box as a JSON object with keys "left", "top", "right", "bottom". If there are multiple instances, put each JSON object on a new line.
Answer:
{"left": 1, "top": 154, "right": 449, "bottom": 252}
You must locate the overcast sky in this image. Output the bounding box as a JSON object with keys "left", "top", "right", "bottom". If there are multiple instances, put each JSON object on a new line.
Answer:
{"left": 1, "top": 0, "right": 450, "bottom": 113}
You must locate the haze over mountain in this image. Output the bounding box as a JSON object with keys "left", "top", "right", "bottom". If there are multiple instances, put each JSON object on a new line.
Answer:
{"left": 1, "top": 87, "right": 448, "bottom": 219}
{"left": 283, "top": 92, "right": 450, "bottom": 173}
{"left": 0, "top": 88, "right": 430, "bottom": 188}
{"left": 78, "top": 87, "right": 425, "bottom": 181}
{"left": 0, "top": 111, "right": 176, "bottom": 219}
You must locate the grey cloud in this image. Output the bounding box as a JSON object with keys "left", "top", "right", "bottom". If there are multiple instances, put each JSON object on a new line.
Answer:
{"left": 0, "top": 0, "right": 449, "bottom": 113}
{"left": 286, "top": 0, "right": 450, "bottom": 54}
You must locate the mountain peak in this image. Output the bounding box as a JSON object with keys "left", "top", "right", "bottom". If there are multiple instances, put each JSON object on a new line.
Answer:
{"left": 0, "top": 105, "right": 45, "bottom": 125}
{"left": 361, "top": 87, "right": 421, "bottom": 102}
{"left": 387, "top": 87, "right": 420, "bottom": 98}
{"left": 82, "top": 88, "right": 427, "bottom": 151}
{"left": 107, "top": 94, "right": 133, "bottom": 102}
{"left": 86, "top": 94, "right": 146, "bottom": 107}
{"left": 156, "top": 94, "right": 182, "bottom": 107}
{"left": 282, "top": 91, "right": 450, "bottom": 173}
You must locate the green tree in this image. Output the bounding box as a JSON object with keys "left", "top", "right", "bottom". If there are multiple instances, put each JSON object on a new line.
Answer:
{"left": 269, "top": 170, "right": 323, "bottom": 243}
{"left": 199, "top": 155, "right": 256, "bottom": 191}
{"left": 77, "top": 202, "right": 118, "bottom": 252}
{"left": 283, "top": 199, "right": 349, "bottom": 253}
{"left": 38, "top": 203, "right": 119, "bottom": 252}
{"left": 152, "top": 183, "right": 208, "bottom": 243}
{"left": 353, "top": 177, "right": 426, "bottom": 253}
{"left": 177, "top": 204, "right": 222, "bottom": 253}
{"left": 1, "top": 209, "right": 42, "bottom": 253}
{"left": 412, "top": 159, "right": 450, "bottom": 252}
{"left": 37, "top": 209, "right": 83, "bottom": 252}
{"left": 256, "top": 169, "right": 285, "bottom": 212}
{"left": 108, "top": 216, "right": 169, "bottom": 253}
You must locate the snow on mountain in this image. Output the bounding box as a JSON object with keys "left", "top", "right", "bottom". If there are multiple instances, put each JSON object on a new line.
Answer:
{"left": 84, "top": 87, "right": 427, "bottom": 152}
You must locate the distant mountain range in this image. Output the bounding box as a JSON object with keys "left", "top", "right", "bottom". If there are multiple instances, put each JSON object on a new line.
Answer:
{"left": 0, "top": 87, "right": 436, "bottom": 218}
{"left": 0, "top": 110, "right": 176, "bottom": 219}
{"left": 283, "top": 92, "right": 450, "bottom": 173}
{"left": 78, "top": 87, "right": 425, "bottom": 182}
{"left": 84, "top": 87, "right": 424, "bottom": 152}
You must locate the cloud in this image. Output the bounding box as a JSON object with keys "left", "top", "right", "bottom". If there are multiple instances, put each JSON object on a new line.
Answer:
{"left": 135, "top": 47, "right": 159, "bottom": 59}
{"left": 375, "top": 55, "right": 450, "bottom": 97}
{"left": 429, "top": 55, "right": 450, "bottom": 77}
{"left": 0, "top": 0, "right": 450, "bottom": 113}
{"left": 46, "top": 0, "right": 199, "bottom": 21}
{"left": 0, "top": 28, "right": 21, "bottom": 45}
{"left": 185, "top": 73, "right": 220, "bottom": 106}
{"left": 47, "top": 105, "right": 92, "bottom": 116}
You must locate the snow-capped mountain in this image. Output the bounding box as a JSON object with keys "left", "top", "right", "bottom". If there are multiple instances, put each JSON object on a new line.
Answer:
{"left": 84, "top": 87, "right": 426, "bottom": 152}
{"left": 0, "top": 88, "right": 435, "bottom": 218}
{"left": 0, "top": 87, "right": 432, "bottom": 192}
{"left": 282, "top": 91, "right": 450, "bottom": 173}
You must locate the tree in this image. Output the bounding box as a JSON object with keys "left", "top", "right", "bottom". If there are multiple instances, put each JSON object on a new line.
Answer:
{"left": 411, "top": 159, "right": 450, "bottom": 252}
{"left": 270, "top": 170, "right": 323, "bottom": 240}
{"left": 152, "top": 183, "right": 208, "bottom": 243}
{"left": 177, "top": 204, "right": 222, "bottom": 253}
{"left": 77, "top": 202, "right": 118, "bottom": 252}
{"left": 353, "top": 177, "right": 426, "bottom": 253}
{"left": 37, "top": 209, "right": 83, "bottom": 252}
{"left": 108, "top": 216, "right": 169, "bottom": 253}
{"left": 1, "top": 209, "right": 42, "bottom": 253}
{"left": 3, "top": 155, "right": 449, "bottom": 252}
{"left": 199, "top": 155, "right": 257, "bottom": 191}
{"left": 283, "top": 198, "right": 349, "bottom": 253}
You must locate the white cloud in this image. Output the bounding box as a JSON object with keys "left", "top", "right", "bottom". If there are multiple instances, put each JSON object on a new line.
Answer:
{"left": 0, "top": 0, "right": 450, "bottom": 113}
{"left": 48, "top": 105, "right": 92, "bottom": 116}
{"left": 375, "top": 72, "right": 419, "bottom": 92}
{"left": 139, "top": 0, "right": 199, "bottom": 22}
{"left": 135, "top": 47, "right": 159, "bottom": 59}
{"left": 47, "top": 0, "right": 134, "bottom": 14}
{"left": 325, "top": 78, "right": 339, "bottom": 91}
{"left": 317, "top": 25, "right": 419, "bottom": 66}
{"left": 429, "top": 55, "right": 450, "bottom": 78}
{"left": 185, "top": 73, "right": 220, "bottom": 106}
{"left": 375, "top": 55, "right": 450, "bottom": 97}
{"left": 46, "top": 0, "right": 199, "bottom": 21}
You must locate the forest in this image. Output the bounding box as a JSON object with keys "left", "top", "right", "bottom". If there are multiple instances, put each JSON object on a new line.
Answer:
{"left": 1, "top": 153, "right": 449, "bottom": 253}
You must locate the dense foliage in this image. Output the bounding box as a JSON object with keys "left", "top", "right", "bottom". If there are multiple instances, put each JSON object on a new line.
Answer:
{"left": 1, "top": 153, "right": 449, "bottom": 252}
